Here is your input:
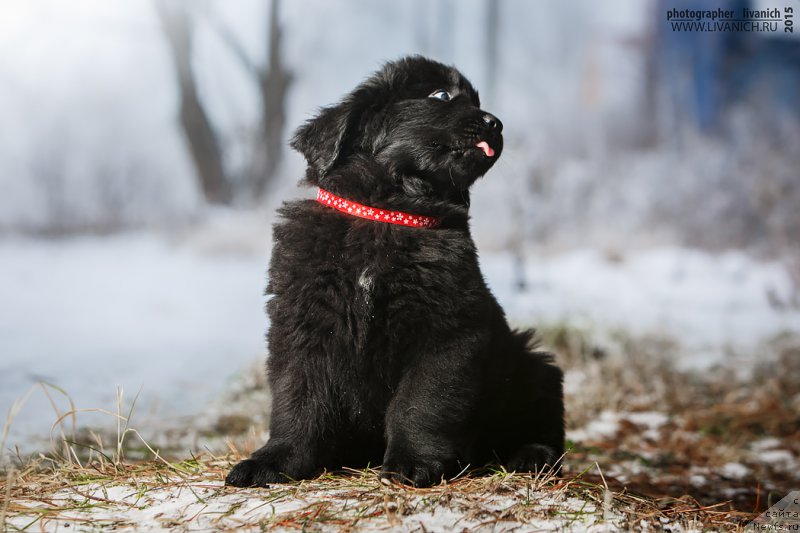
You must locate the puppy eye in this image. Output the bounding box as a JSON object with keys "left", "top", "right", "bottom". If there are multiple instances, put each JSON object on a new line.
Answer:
{"left": 428, "top": 89, "right": 451, "bottom": 101}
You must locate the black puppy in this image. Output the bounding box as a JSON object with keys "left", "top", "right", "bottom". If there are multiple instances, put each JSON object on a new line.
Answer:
{"left": 226, "top": 56, "right": 564, "bottom": 488}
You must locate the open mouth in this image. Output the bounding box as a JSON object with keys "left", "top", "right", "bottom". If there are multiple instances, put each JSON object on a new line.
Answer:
{"left": 445, "top": 136, "right": 500, "bottom": 159}
{"left": 475, "top": 140, "right": 495, "bottom": 158}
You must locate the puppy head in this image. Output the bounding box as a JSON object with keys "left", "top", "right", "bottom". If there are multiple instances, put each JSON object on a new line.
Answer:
{"left": 292, "top": 56, "right": 503, "bottom": 195}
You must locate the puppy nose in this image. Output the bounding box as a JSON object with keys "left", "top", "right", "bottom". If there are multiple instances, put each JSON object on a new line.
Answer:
{"left": 482, "top": 112, "right": 502, "bottom": 132}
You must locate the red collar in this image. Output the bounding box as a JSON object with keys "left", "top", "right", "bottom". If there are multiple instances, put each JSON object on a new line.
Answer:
{"left": 316, "top": 188, "right": 440, "bottom": 228}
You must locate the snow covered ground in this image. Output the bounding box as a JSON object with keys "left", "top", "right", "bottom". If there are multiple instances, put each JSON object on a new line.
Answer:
{"left": 0, "top": 224, "right": 797, "bottom": 453}
{"left": 3, "top": 460, "right": 712, "bottom": 532}
{"left": 5, "top": 476, "right": 614, "bottom": 532}
{"left": 485, "top": 247, "right": 798, "bottom": 362}
{"left": 0, "top": 220, "right": 271, "bottom": 451}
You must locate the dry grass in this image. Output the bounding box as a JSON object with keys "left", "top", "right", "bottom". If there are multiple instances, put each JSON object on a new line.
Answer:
{"left": 1, "top": 452, "right": 750, "bottom": 531}
{"left": 1, "top": 325, "right": 798, "bottom": 531}
{"left": 543, "top": 324, "right": 800, "bottom": 515}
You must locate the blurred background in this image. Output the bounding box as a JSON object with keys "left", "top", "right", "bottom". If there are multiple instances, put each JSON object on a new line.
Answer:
{"left": 1, "top": 0, "right": 798, "bottom": 478}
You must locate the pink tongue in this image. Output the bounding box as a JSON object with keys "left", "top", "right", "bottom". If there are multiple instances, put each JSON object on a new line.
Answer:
{"left": 476, "top": 141, "right": 495, "bottom": 157}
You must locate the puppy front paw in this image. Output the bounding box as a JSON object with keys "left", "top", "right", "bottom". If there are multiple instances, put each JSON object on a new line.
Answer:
{"left": 505, "top": 443, "right": 561, "bottom": 474}
{"left": 380, "top": 450, "right": 447, "bottom": 488}
{"left": 225, "top": 458, "right": 290, "bottom": 487}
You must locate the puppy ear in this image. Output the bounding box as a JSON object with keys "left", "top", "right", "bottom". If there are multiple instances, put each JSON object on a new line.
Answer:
{"left": 291, "top": 83, "right": 386, "bottom": 182}
{"left": 291, "top": 94, "right": 362, "bottom": 181}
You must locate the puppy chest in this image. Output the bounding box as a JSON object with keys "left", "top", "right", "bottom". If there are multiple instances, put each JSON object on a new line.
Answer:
{"left": 352, "top": 256, "right": 488, "bottom": 337}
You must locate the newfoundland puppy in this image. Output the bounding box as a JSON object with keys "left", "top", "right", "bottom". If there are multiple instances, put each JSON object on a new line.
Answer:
{"left": 226, "top": 56, "right": 564, "bottom": 488}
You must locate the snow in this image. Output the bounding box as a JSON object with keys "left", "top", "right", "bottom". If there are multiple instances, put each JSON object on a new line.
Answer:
{"left": 567, "top": 411, "right": 622, "bottom": 442}
{"left": 625, "top": 412, "right": 669, "bottom": 441}
{"left": 13, "top": 481, "right": 304, "bottom": 531}
{"left": 625, "top": 412, "right": 669, "bottom": 429}
{"left": 757, "top": 450, "right": 797, "bottom": 471}
{"left": 689, "top": 474, "right": 708, "bottom": 487}
{"left": 750, "top": 438, "right": 784, "bottom": 452}
{"left": 720, "top": 462, "right": 750, "bottom": 480}
{"left": 1, "top": 227, "right": 797, "bottom": 453}
{"left": 1, "top": 477, "right": 647, "bottom": 532}
{"left": 567, "top": 411, "right": 669, "bottom": 444}
{"left": 483, "top": 247, "right": 798, "bottom": 362}
{"left": 747, "top": 442, "right": 800, "bottom": 474}
{"left": 0, "top": 227, "right": 269, "bottom": 449}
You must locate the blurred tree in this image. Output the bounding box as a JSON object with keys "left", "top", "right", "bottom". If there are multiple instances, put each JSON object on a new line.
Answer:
{"left": 156, "top": 0, "right": 291, "bottom": 206}
{"left": 156, "top": 0, "right": 231, "bottom": 205}
{"left": 209, "top": 0, "right": 292, "bottom": 200}
{"left": 30, "top": 141, "right": 71, "bottom": 235}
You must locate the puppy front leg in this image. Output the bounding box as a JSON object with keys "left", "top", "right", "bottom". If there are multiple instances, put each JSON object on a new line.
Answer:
{"left": 225, "top": 374, "right": 324, "bottom": 487}
{"left": 381, "top": 340, "right": 481, "bottom": 487}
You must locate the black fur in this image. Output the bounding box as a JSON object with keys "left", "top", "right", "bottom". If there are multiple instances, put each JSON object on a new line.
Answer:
{"left": 226, "top": 56, "right": 564, "bottom": 488}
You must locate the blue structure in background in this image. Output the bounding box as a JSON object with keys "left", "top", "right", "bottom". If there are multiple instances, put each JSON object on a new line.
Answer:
{"left": 656, "top": 0, "right": 800, "bottom": 133}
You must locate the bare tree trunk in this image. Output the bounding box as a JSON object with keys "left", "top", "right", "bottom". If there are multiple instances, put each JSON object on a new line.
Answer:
{"left": 251, "top": 0, "right": 291, "bottom": 199}
{"left": 156, "top": 0, "right": 231, "bottom": 205}
{"left": 207, "top": 0, "right": 291, "bottom": 202}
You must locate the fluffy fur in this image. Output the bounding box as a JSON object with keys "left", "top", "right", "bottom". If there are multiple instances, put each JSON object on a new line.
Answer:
{"left": 226, "top": 56, "right": 564, "bottom": 488}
